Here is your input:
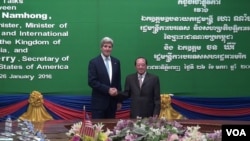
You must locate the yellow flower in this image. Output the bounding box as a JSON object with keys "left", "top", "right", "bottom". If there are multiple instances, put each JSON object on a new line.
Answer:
{"left": 82, "top": 135, "right": 95, "bottom": 141}
{"left": 97, "top": 132, "right": 108, "bottom": 141}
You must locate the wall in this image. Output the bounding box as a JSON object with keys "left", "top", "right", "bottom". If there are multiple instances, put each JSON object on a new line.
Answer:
{"left": 0, "top": 0, "right": 249, "bottom": 97}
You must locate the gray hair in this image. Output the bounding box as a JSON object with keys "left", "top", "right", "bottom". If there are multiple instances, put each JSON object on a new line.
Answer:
{"left": 100, "top": 37, "right": 114, "bottom": 47}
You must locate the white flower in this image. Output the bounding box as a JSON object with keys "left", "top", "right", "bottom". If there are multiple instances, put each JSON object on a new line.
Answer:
{"left": 94, "top": 122, "right": 104, "bottom": 132}
{"left": 105, "top": 128, "right": 112, "bottom": 136}
{"left": 65, "top": 121, "right": 82, "bottom": 137}
{"left": 150, "top": 127, "right": 161, "bottom": 135}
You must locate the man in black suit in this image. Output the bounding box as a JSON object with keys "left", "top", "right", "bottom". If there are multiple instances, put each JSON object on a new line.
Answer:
{"left": 88, "top": 37, "right": 122, "bottom": 119}
{"left": 122, "top": 57, "right": 161, "bottom": 119}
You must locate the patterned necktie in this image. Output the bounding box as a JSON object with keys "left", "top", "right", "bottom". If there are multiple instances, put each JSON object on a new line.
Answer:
{"left": 138, "top": 75, "right": 143, "bottom": 88}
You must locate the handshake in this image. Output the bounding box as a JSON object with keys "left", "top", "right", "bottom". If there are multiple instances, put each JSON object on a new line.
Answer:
{"left": 109, "top": 87, "right": 119, "bottom": 96}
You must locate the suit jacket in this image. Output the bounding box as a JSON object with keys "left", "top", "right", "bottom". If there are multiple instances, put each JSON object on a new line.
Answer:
{"left": 123, "top": 72, "right": 161, "bottom": 118}
{"left": 88, "top": 55, "right": 121, "bottom": 112}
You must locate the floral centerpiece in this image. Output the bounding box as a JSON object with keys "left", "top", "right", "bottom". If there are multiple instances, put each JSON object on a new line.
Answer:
{"left": 66, "top": 117, "right": 222, "bottom": 141}
{"left": 66, "top": 121, "right": 111, "bottom": 141}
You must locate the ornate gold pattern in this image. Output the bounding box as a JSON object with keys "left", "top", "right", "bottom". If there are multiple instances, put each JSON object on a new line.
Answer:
{"left": 159, "top": 94, "right": 184, "bottom": 120}
{"left": 19, "top": 91, "right": 53, "bottom": 122}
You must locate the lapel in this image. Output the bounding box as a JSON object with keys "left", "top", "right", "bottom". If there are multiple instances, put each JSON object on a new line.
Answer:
{"left": 98, "top": 55, "right": 109, "bottom": 79}
{"left": 141, "top": 73, "right": 149, "bottom": 88}
{"left": 111, "top": 57, "right": 114, "bottom": 76}
{"left": 133, "top": 73, "right": 140, "bottom": 89}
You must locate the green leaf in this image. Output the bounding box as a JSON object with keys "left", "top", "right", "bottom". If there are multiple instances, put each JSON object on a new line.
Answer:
{"left": 133, "top": 127, "right": 148, "bottom": 135}
{"left": 135, "top": 136, "right": 145, "bottom": 141}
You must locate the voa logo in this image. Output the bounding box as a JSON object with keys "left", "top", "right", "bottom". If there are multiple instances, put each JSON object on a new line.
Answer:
{"left": 226, "top": 129, "right": 246, "bottom": 136}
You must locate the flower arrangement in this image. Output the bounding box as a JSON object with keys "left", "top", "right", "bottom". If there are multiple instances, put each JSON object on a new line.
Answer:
{"left": 66, "top": 122, "right": 111, "bottom": 141}
{"left": 66, "top": 117, "right": 222, "bottom": 141}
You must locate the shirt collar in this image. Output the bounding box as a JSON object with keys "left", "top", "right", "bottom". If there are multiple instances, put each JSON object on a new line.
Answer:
{"left": 101, "top": 53, "right": 110, "bottom": 60}
{"left": 138, "top": 72, "right": 146, "bottom": 78}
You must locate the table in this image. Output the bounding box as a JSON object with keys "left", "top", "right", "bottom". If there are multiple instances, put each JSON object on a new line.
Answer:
{"left": 1, "top": 119, "right": 250, "bottom": 141}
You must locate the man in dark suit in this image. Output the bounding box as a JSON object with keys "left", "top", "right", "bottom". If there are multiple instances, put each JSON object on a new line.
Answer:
{"left": 88, "top": 37, "right": 122, "bottom": 119}
{"left": 122, "top": 57, "right": 161, "bottom": 118}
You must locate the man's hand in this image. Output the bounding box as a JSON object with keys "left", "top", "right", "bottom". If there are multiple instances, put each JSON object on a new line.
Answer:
{"left": 109, "top": 88, "right": 118, "bottom": 96}
{"left": 117, "top": 103, "right": 122, "bottom": 111}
